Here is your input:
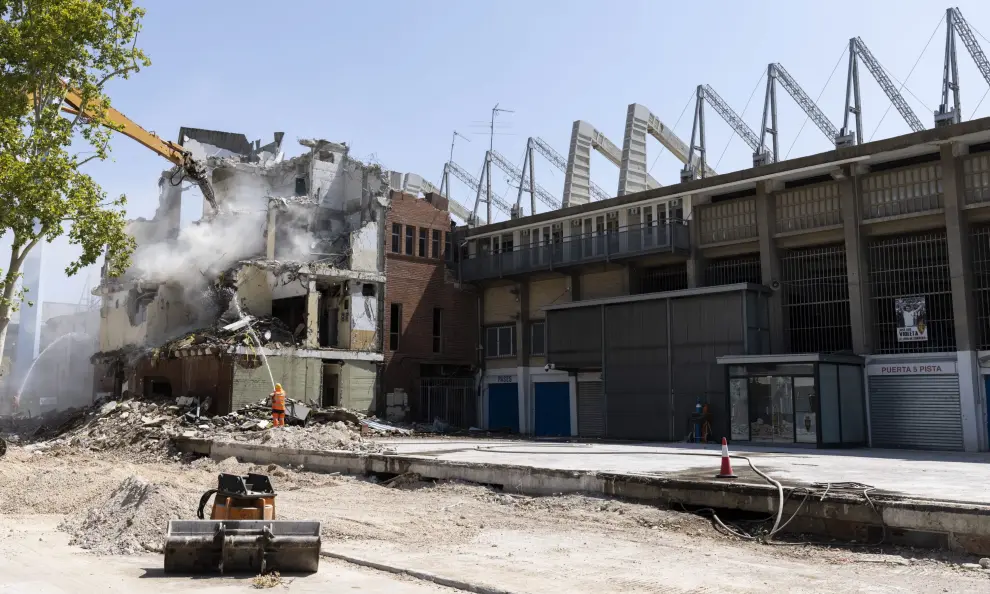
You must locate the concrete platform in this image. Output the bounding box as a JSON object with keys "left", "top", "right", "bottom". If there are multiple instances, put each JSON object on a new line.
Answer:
{"left": 173, "top": 436, "right": 990, "bottom": 557}
{"left": 377, "top": 439, "right": 990, "bottom": 505}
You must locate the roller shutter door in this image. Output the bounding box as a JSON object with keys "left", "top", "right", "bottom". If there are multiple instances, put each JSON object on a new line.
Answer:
{"left": 868, "top": 375, "right": 963, "bottom": 451}
{"left": 577, "top": 381, "right": 605, "bottom": 437}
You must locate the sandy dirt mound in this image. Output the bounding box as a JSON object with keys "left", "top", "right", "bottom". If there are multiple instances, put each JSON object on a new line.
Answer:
{"left": 59, "top": 475, "right": 190, "bottom": 554}
{"left": 223, "top": 422, "right": 392, "bottom": 454}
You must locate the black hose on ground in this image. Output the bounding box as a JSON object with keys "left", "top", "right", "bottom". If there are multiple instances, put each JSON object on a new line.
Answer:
{"left": 197, "top": 489, "right": 218, "bottom": 520}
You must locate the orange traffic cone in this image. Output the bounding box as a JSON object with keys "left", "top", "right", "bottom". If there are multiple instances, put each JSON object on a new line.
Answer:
{"left": 716, "top": 438, "right": 737, "bottom": 479}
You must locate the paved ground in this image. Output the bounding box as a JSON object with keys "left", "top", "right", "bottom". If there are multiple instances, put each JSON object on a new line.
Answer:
{"left": 380, "top": 438, "right": 990, "bottom": 504}
{"left": 0, "top": 515, "right": 455, "bottom": 594}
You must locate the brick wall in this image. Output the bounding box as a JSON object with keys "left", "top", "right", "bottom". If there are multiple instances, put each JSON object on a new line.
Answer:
{"left": 383, "top": 191, "right": 478, "bottom": 417}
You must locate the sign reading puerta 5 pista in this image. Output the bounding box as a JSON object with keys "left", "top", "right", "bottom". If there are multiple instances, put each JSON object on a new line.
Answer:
{"left": 895, "top": 296, "right": 928, "bottom": 342}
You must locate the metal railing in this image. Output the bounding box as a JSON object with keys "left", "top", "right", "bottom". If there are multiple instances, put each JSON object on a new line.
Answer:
{"left": 419, "top": 377, "right": 476, "bottom": 428}
{"left": 460, "top": 221, "right": 690, "bottom": 282}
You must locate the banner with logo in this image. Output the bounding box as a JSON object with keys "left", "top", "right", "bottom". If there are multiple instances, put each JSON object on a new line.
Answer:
{"left": 895, "top": 296, "right": 928, "bottom": 342}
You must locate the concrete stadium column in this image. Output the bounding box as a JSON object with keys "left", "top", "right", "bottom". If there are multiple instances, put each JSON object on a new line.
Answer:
{"left": 517, "top": 281, "right": 530, "bottom": 367}
{"left": 756, "top": 181, "right": 786, "bottom": 353}
{"left": 838, "top": 166, "right": 872, "bottom": 354}
{"left": 305, "top": 278, "right": 320, "bottom": 348}
{"left": 687, "top": 209, "right": 706, "bottom": 288}
{"left": 942, "top": 143, "right": 977, "bottom": 351}
{"left": 516, "top": 281, "right": 530, "bottom": 433}
{"left": 942, "top": 143, "right": 983, "bottom": 451}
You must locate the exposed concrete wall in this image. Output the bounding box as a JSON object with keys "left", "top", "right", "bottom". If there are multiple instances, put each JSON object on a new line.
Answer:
{"left": 484, "top": 285, "right": 517, "bottom": 323}
{"left": 99, "top": 285, "right": 194, "bottom": 352}
{"left": 236, "top": 267, "right": 274, "bottom": 318}
{"left": 349, "top": 280, "right": 377, "bottom": 351}
{"left": 350, "top": 221, "right": 380, "bottom": 273}
{"left": 580, "top": 269, "right": 627, "bottom": 300}
{"left": 340, "top": 360, "right": 377, "bottom": 412}
{"left": 230, "top": 355, "right": 322, "bottom": 410}
{"left": 528, "top": 278, "right": 570, "bottom": 319}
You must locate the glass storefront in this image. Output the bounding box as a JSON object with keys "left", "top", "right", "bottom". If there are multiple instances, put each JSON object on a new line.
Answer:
{"left": 720, "top": 354, "right": 867, "bottom": 448}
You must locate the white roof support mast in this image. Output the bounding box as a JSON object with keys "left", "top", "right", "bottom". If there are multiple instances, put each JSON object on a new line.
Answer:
{"left": 620, "top": 103, "right": 716, "bottom": 196}
{"left": 564, "top": 120, "right": 660, "bottom": 208}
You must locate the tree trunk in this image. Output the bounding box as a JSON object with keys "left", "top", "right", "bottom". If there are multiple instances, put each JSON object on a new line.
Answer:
{"left": 0, "top": 243, "right": 27, "bottom": 372}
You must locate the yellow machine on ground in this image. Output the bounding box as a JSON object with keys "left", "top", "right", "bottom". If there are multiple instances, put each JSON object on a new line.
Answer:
{"left": 164, "top": 473, "right": 322, "bottom": 574}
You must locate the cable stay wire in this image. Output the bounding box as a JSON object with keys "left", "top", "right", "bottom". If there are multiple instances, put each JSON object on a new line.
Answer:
{"left": 714, "top": 71, "right": 765, "bottom": 171}
{"left": 869, "top": 14, "right": 943, "bottom": 142}
{"left": 649, "top": 89, "right": 696, "bottom": 174}
{"left": 785, "top": 44, "right": 848, "bottom": 160}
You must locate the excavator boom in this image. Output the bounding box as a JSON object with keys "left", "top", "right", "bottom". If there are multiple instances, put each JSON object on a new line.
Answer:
{"left": 40, "top": 86, "right": 218, "bottom": 212}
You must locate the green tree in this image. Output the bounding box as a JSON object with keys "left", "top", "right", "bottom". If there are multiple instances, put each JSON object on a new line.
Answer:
{"left": 0, "top": 0, "right": 147, "bottom": 373}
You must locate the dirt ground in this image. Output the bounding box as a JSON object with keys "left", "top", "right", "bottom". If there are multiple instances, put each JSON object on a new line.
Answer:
{"left": 2, "top": 445, "right": 989, "bottom": 593}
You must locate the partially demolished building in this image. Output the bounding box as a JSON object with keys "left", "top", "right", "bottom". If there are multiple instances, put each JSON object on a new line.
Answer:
{"left": 93, "top": 129, "right": 389, "bottom": 414}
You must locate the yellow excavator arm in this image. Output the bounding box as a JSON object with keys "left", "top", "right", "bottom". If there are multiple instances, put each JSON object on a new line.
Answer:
{"left": 33, "top": 86, "right": 218, "bottom": 212}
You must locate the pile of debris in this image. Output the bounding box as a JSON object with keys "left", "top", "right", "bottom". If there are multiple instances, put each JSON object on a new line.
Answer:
{"left": 159, "top": 314, "right": 301, "bottom": 355}
{"left": 13, "top": 393, "right": 407, "bottom": 462}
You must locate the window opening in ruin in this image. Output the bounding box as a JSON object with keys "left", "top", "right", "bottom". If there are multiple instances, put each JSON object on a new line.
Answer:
{"left": 433, "top": 308, "right": 443, "bottom": 353}
{"left": 295, "top": 177, "right": 308, "bottom": 196}
{"left": 485, "top": 324, "right": 516, "bottom": 358}
{"left": 362, "top": 283, "right": 376, "bottom": 297}
{"left": 444, "top": 232, "right": 452, "bottom": 261}
{"left": 144, "top": 377, "right": 172, "bottom": 398}
{"left": 390, "top": 303, "right": 402, "bottom": 351}
{"left": 272, "top": 296, "right": 307, "bottom": 344}
{"left": 432, "top": 230, "right": 441, "bottom": 259}
{"left": 391, "top": 223, "right": 401, "bottom": 253}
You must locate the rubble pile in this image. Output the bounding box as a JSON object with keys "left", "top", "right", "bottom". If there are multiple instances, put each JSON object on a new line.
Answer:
{"left": 160, "top": 314, "right": 301, "bottom": 354}
{"left": 59, "top": 475, "right": 186, "bottom": 555}
{"left": 13, "top": 392, "right": 404, "bottom": 461}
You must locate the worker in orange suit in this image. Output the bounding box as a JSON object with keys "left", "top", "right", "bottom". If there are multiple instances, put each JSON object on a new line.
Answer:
{"left": 270, "top": 383, "right": 286, "bottom": 427}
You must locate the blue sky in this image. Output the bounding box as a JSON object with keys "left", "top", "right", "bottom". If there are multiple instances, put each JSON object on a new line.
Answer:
{"left": 6, "top": 0, "right": 990, "bottom": 305}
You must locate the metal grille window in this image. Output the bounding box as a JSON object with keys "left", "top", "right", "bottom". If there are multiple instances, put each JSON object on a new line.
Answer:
{"left": 485, "top": 325, "right": 516, "bottom": 358}
{"left": 530, "top": 321, "right": 546, "bottom": 355}
{"left": 639, "top": 264, "right": 687, "bottom": 294}
{"left": 868, "top": 231, "right": 955, "bottom": 354}
{"left": 405, "top": 226, "right": 414, "bottom": 255}
{"left": 704, "top": 254, "right": 762, "bottom": 286}
{"left": 972, "top": 225, "right": 990, "bottom": 349}
{"left": 389, "top": 303, "right": 402, "bottom": 351}
{"left": 963, "top": 153, "right": 990, "bottom": 206}
{"left": 432, "top": 230, "right": 441, "bottom": 259}
{"left": 432, "top": 308, "right": 443, "bottom": 353}
{"left": 391, "top": 223, "right": 401, "bottom": 253}
{"left": 781, "top": 244, "right": 852, "bottom": 353}
{"left": 860, "top": 164, "right": 943, "bottom": 220}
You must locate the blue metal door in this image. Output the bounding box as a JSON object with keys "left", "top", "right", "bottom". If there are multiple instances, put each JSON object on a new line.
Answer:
{"left": 535, "top": 382, "right": 571, "bottom": 437}
{"left": 488, "top": 383, "right": 519, "bottom": 432}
